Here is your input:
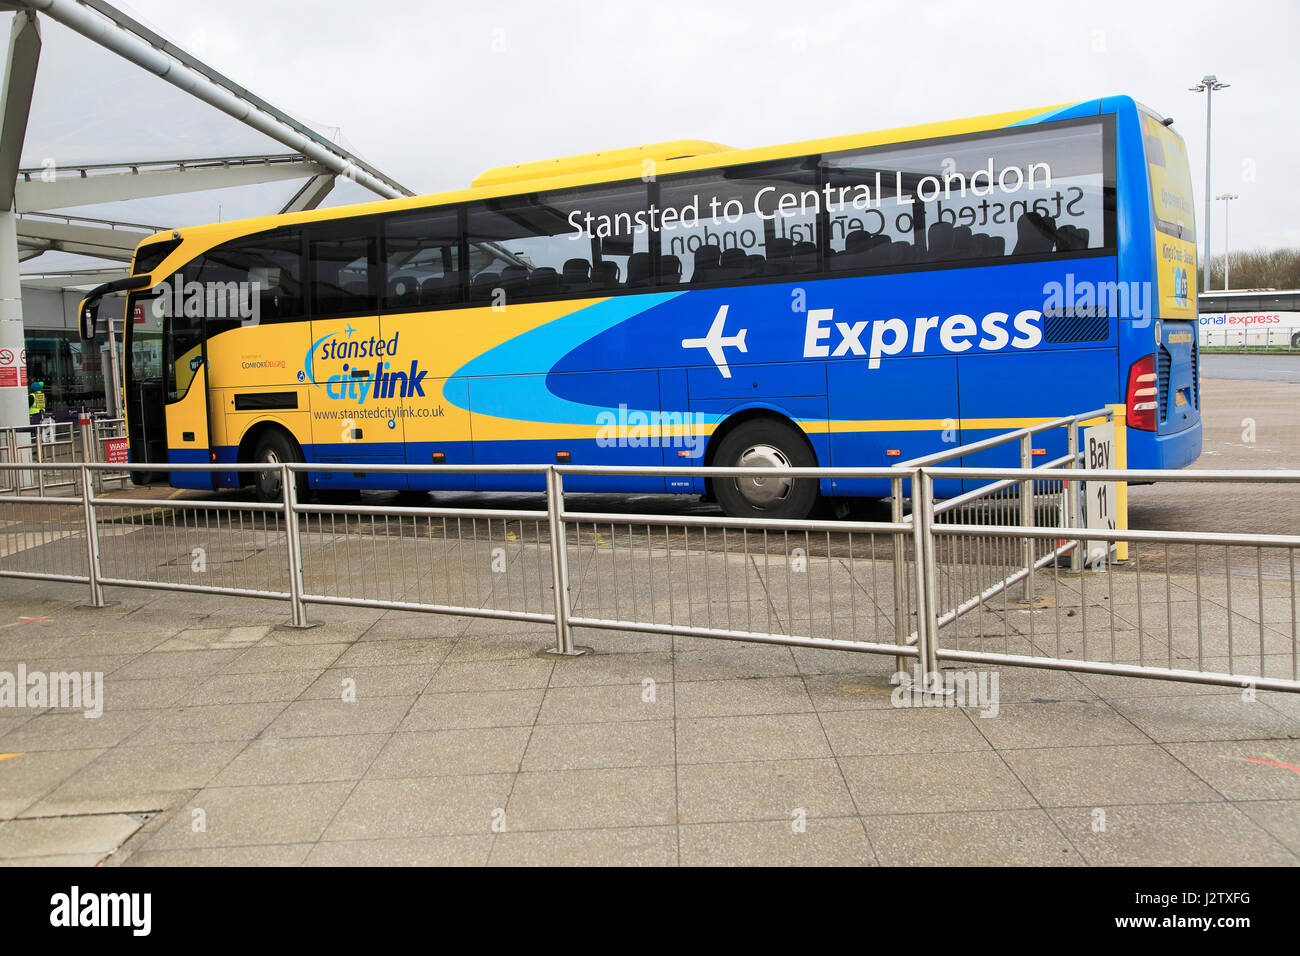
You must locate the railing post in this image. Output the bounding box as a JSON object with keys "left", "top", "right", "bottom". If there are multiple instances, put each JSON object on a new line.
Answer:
{"left": 281, "top": 465, "right": 314, "bottom": 628}
{"left": 34, "top": 426, "right": 46, "bottom": 497}
{"left": 541, "top": 466, "right": 589, "bottom": 657}
{"left": 1019, "top": 433, "right": 1034, "bottom": 601}
{"left": 78, "top": 465, "right": 107, "bottom": 608}
{"left": 78, "top": 416, "right": 100, "bottom": 495}
{"left": 891, "top": 472, "right": 909, "bottom": 679}
{"left": 909, "top": 468, "right": 944, "bottom": 694}
{"left": 1067, "top": 418, "right": 1082, "bottom": 572}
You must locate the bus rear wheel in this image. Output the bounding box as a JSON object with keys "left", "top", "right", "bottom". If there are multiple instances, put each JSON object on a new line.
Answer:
{"left": 1292, "top": 331, "right": 1300, "bottom": 349}
{"left": 712, "top": 418, "right": 819, "bottom": 519}
{"left": 251, "top": 430, "right": 304, "bottom": 503}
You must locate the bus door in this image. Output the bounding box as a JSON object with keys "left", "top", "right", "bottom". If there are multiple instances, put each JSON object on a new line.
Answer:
{"left": 123, "top": 289, "right": 169, "bottom": 481}
{"left": 305, "top": 228, "right": 408, "bottom": 490}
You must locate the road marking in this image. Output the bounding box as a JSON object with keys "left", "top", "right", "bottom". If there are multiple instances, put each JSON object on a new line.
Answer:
{"left": 0, "top": 754, "right": 23, "bottom": 762}
{"left": 1242, "top": 756, "right": 1300, "bottom": 776}
{"left": 0, "top": 616, "right": 48, "bottom": 629}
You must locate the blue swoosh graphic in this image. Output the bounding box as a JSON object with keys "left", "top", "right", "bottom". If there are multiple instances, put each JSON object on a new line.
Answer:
{"left": 449, "top": 293, "right": 691, "bottom": 425}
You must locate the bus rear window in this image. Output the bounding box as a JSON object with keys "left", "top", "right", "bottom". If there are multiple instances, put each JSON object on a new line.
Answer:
{"left": 1142, "top": 113, "right": 1195, "bottom": 240}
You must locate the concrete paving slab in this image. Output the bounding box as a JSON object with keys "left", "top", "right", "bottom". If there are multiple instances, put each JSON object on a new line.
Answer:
{"left": 679, "top": 817, "right": 875, "bottom": 866}
{"left": 0, "top": 749, "right": 105, "bottom": 819}
{"left": 305, "top": 835, "right": 491, "bottom": 866}
{"left": 260, "top": 696, "right": 415, "bottom": 739}
{"left": 863, "top": 808, "right": 1082, "bottom": 866}
{"left": 122, "top": 843, "right": 313, "bottom": 867}
{"left": 367, "top": 727, "right": 531, "bottom": 778}
{"left": 505, "top": 766, "right": 677, "bottom": 830}
{"left": 489, "top": 826, "right": 677, "bottom": 866}
{"left": 399, "top": 689, "right": 543, "bottom": 731}
{"left": 140, "top": 782, "right": 356, "bottom": 850}
{"left": 677, "top": 757, "right": 855, "bottom": 824}
{"left": 27, "top": 742, "right": 242, "bottom": 816}
{"left": 1109, "top": 694, "right": 1300, "bottom": 743}
{"left": 1000, "top": 744, "right": 1223, "bottom": 807}
{"left": 537, "top": 682, "right": 672, "bottom": 724}
{"left": 674, "top": 677, "right": 813, "bottom": 719}
{"left": 521, "top": 720, "right": 674, "bottom": 772}
{"left": 209, "top": 735, "right": 388, "bottom": 787}
{"left": 323, "top": 774, "right": 515, "bottom": 841}
{"left": 0, "top": 812, "right": 142, "bottom": 859}
{"left": 677, "top": 713, "right": 833, "bottom": 764}
{"left": 1048, "top": 802, "right": 1297, "bottom": 866}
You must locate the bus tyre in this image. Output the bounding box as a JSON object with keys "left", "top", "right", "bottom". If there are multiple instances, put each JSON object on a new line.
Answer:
{"left": 713, "top": 419, "right": 819, "bottom": 519}
{"left": 1292, "top": 331, "right": 1300, "bottom": 349}
{"left": 251, "top": 430, "right": 303, "bottom": 503}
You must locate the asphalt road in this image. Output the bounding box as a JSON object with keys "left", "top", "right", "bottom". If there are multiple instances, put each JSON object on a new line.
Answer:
{"left": 1201, "top": 353, "right": 1300, "bottom": 383}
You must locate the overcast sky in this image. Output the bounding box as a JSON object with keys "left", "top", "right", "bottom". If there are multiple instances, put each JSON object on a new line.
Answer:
{"left": 10, "top": 0, "right": 1300, "bottom": 272}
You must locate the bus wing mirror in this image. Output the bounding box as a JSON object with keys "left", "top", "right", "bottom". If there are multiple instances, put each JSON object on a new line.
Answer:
{"left": 78, "top": 297, "right": 99, "bottom": 340}
{"left": 77, "top": 273, "right": 154, "bottom": 342}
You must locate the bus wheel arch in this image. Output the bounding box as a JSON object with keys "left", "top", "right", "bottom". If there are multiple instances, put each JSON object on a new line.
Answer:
{"left": 237, "top": 422, "right": 306, "bottom": 502}
{"left": 703, "top": 410, "right": 821, "bottom": 519}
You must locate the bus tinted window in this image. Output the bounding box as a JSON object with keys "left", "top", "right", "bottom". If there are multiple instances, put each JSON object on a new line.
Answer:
{"left": 823, "top": 121, "right": 1110, "bottom": 268}
{"left": 384, "top": 210, "right": 462, "bottom": 310}
{"left": 467, "top": 182, "right": 650, "bottom": 301}
{"left": 658, "top": 159, "right": 820, "bottom": 283}
{"left": 310, "top": 230, "right": 377, "bottom": 317}
{"left": 196, "top": 231, "right": 304, "bottom": 324}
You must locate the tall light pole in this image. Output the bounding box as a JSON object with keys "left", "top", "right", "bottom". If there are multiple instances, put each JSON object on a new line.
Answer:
{"left": 1216, "top": 192, "right": 1238, "bottom": 290}
{"left": 1190, "top": 75, "right": 1230, "bottom": 293}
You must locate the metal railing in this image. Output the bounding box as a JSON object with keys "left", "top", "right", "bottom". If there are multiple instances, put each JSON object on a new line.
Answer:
{"left": 1, "top": 455, "right": 1297, "bottom": 694}
{"left": 0, "top": 416, "right": 130, "bottom": 496}
{"left": 1199, "top": 328, "right": 1300, "bottom": 350}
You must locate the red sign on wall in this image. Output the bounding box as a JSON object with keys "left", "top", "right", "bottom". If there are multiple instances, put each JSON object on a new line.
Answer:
{"left": 103, "top": 437, "right": 129, "bottom": 465}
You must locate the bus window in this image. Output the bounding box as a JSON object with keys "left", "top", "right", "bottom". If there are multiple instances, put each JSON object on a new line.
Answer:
{"left": 310, "top": 229, "right": 377, "bottom": 317}
{"left": 383, "top": 209, "right": 462, "bottom": 310}
{"left": 467, "top": 181, "right": 650, "bottom": 301}
{"left": 823, "top": 120, "right": 1111, "bottom": 269}
{"left": 194, "top": 231, "right": 305, "bottom": 325}
{"left": 658, "top": 159, "right": 820, "bottom": 283}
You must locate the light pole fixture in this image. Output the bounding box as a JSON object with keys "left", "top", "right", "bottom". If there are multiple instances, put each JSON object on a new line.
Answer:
{"left": 1189, "top": 75, "right": 1230, "bottom": 293}
{"left": 1216, "top": 192, "right": 1238, "bottom": 290}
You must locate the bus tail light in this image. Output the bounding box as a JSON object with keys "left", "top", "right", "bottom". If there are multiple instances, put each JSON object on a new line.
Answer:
{"left": 1126, "top": 354, "right": 1158, "bottom": 431}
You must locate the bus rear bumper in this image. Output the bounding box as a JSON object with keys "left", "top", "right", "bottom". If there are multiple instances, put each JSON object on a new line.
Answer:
{"left": 1126, "top": 419, "right": 1202, "bottom": 470}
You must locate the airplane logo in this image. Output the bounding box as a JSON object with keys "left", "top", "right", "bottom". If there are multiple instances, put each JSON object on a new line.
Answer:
{"left": 681, "top": 305, "right": 748, "bottom": 379}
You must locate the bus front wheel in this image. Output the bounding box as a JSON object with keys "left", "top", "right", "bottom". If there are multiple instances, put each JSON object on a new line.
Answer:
{"left": 712, "top": 418, "right": 820, "bottom": 520}
{"left": 251, "top": 430, "right": 304, "bottom": 503}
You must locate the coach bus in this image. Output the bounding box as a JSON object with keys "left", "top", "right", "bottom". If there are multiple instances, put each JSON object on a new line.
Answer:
{"left": 79, "top": 95, "right": 1201, "bottom": 517}
{"left": 1197, "top": 289, "right": 1300, "bottom": 349}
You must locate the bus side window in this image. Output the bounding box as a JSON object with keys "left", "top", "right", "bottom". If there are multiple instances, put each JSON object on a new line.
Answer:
{"left": 309, "top": 229, "right": 378, "bottom": 318}
{"left": 823, "top": 123, "right": 1108, "bottom": 270}
{"left": 467, "top": 181, "right": 650, "bottom": 303}
{"left": 195, "top": 231, "right": 304, "bottom": 326}
{"left": 658, "top": 158, "right": 819, "bottom": 284}
{"left": 383, "top": 209, "right": 462, "bottom": 311}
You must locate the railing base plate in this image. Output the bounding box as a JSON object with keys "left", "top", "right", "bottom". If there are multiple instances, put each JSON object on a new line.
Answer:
{"left": 537, "top": 646, "right": 594, "bottom": 659}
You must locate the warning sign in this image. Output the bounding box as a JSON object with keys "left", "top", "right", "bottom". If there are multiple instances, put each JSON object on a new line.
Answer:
{"left": 0, "top": 348, "right": 17, "bottom": 387}
{"left": 103, "top": 437, "right": 129, "bottom": 465}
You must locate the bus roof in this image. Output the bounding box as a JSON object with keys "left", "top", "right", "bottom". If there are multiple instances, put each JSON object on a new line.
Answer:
{"left": 140, "top": 98, "right": 1105, "bottom": 260}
